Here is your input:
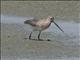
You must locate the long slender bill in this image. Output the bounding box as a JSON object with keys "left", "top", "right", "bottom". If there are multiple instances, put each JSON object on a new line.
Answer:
{"left": 53, "top": 21, "right": 64, "bottom": 33}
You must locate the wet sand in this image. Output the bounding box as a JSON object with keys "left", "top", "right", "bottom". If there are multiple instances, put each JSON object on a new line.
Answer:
{"left": 1, "top": 1, "right": 80, "bottom": 60}
{"left": 1, "top": 23, "right": 80, "bottom": 60}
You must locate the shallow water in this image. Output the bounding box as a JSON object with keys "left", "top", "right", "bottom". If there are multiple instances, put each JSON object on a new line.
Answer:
{"left": 1, "top": 14, "right": 80, "bottom": 37}
{"left": 1, "top": 14, "right": 80, "bottom": 47}
{"left": 1, "top": 15, "right": 80, "bottom": 60}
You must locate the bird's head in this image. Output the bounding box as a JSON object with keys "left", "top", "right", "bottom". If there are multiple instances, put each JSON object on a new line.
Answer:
{"left": 48, "top": 16, "right": 64, "bottom": 33}
{"left": 48, "top": 16, "right": 54, "bottom": 22}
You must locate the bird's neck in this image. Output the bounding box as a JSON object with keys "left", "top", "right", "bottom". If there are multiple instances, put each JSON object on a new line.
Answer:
{"left": 46, "top": 18, "right": 51, "bottom": 23}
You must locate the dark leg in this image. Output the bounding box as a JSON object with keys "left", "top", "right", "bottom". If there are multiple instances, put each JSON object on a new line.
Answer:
{"left": 38, "top": 31, "right": 51, "bottom": 41}
{"left": 38, "top": 31, "right": 41, "bottom": 40}
{"left": 29, "top": 32, "right": 32, "bottom": 40}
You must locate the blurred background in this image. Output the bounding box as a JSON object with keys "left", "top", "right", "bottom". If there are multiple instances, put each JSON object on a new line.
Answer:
{"left": 1, "top": 1, "right": 80, "bottom": 22}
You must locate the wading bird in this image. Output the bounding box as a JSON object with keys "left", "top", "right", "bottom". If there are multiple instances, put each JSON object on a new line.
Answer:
{"left": 24, "top": 16, "right": 64, "bottom": 41}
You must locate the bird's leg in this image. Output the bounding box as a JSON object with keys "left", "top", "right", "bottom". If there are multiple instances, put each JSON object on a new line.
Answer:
{"left": 29, "top": 32, "right": 33, "bottom": 40}
{"left": 38, "top": 31, "right": 51, "bottom": 41}
{"left": 38, "top": 31, "right": 42, "bottom": 40}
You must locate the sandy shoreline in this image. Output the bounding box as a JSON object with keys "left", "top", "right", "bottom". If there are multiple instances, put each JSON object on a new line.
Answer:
{"left": 1, "top": 1, "right": 80, "bottom": 60}
{"left": 1, "top": 23, "right": 80, "bottom": 60}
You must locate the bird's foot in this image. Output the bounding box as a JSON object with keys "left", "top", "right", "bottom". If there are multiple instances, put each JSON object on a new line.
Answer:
{"left": 38, "top": 38, "right": 51, "bottom": 41}
{"left": 38, "top": 38, "right": 44, "bottom": 41}
{"left": 28, "top": 37, "right": 51, "bottom": 41}
{"left": 29, "top": 36, "right": 32, "bottom": 40}
{"left": 47, "top": 39, "right": 51, "bottom": 41}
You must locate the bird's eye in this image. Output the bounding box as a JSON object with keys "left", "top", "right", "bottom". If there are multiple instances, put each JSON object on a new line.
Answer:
{"left": 51, "top": 17, "right": 54, "bottom": 20}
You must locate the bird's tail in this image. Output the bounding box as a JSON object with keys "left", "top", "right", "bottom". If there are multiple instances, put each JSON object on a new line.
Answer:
{"left": 24, "top": 20, "right": 30, "bottom": 24}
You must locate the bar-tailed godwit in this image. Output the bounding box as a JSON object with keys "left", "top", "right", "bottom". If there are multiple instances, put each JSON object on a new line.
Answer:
{"left": 24, "top": 16, "right": 64, "bottom": 40}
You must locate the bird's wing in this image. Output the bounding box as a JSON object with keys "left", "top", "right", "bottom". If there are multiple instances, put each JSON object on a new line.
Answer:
{"left": 24, "top": 18, "right": 38, "bottom": 26}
